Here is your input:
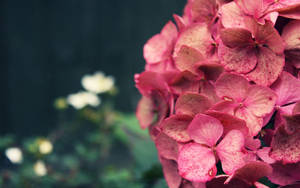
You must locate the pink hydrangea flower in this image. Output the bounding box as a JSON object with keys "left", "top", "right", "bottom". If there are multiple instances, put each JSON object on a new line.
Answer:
{"left": 135, "top": 0, "right": 300, "bottom": 187}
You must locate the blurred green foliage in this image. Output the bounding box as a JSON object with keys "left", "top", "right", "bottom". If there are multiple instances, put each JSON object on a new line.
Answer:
{"left": 0, "top": 81, "right": 167, "bottom": 188}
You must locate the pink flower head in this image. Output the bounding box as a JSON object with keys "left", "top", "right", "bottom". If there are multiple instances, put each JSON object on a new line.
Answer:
{"left": 178, "top": 114, "right": 246, "bottom": 182}
{"left": 136, "top": 0, "right": 300, "bottom": 187}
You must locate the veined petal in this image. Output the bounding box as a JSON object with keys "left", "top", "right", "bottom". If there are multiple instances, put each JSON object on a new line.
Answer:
{"left": 244, "top": 85, "right": 277, "bottom": 117}
{"left": 270, "top": 126, "right": 300, "bottom": 163}
{"left": 160, "top": 158, "right": 182, "bottom": 188}
{"left": 235, "top": 107, "right": 263, "bottom": 136}
{"left": 161, "top": 114, "right": 193, "bottom": 143}
{"left": 174, "top": 45, "right": 204, "bottom": 73}
{"left": 175, "top": 93, "right": 212, "bottom": 117}
{"left": 220, "top": 28, "right": 254, "bottom": 48}
{"left": 143, "top": 34, "right": 169, "bottom": 64}
{"left": 220, "top": 1, "right": 247, "bottom": 29}
{"left": 188, "top": 114, "right": 224, "bottom": 147}
{"left": 246, "top": 47, "right": 285, "bottom": 86}
{"left": 226, "top": 161, "right": 272, "bottom": 185}
{"left": 282, "top": 20, "right": 300, "bottom": 51}
{"left": 271, "top": 71, "right": 300, "bottom": 107}
{"left": 268, "top": 162, "right": 300, "bottom": 186}
{"left": 206, "top": 110, "right": 249, "bottom": 136}
{"left": 178, "top": 143, "right": 216, "bottom": 182}
{"left": 155, "top": 133, "right": 179, "bottom": 161}
{"left": 216, "top": 73, "right": 249, "bottom": 102}
{"left": 216, "top": 130, "right": 246, "bottom": 175}
{"left": 218, "top": 42, "right": 257, "bottom": 74}
{"left": 136, "top": 96, "right": 156, "bottom": 129}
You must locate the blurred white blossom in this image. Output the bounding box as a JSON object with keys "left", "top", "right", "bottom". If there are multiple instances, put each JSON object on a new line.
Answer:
{"left": 34, "top": 160, "right": 47, "bottom": 176}
{"left": 5, "top": 147, "right": 23, "bottom": 164}
{"left": 67, "top": 91, "right": 101, "bottom": 109}
{"left": 39, "top": 139, "right": 53, "bottom": 154}
{"left": 81, "top": 71, "right": 115, "bottom": 94}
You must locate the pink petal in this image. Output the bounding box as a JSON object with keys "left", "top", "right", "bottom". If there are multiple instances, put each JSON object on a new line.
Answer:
{"left": 143, "top": 21, "right": 177, "bottom": 64}
{"left": 160, "top": 21, "right": 178, "bottom": 46}
{"left": 206, "top": 110, "right": 249, "bottom": 136}
{"left": 244, "top": 85, "right": 277, "bottom": 117}
{"left": 178, "top": 143, "right": 217, "bottom": 182}
{"left": 216, "top": 130, "right": 246, "bottom": 174}
{"left": 265, "top": 0, "right": 300, "bottom": 11}
{"left": 235, "top": 107, "right": 263, "bottom": 136}
{"left": 245, "top": 137, "right": 261, "bottom": 151}
{"left": 136, "top": 92, "right": 169, "bottom": 129}
{"left": 281, "top": 20, "right": 300, "bottom": 52}
{"left": 293, "top": 102, "right": 300, "bottom": 115}
{"left": 257, "top": 147, "right": 276, "bottom": 164}
{"left": 173, "top": 14, "right": 186, "bottom": 32}
{"left": 227, "top": 161, "right": 272, "bottom": 185}
{"left": 175, "top": 93, "right": 212, "bottom": 117}
{"left": 254, "top": 182, "right": 269, "bottom": 188}
{"left": 220, "top": 2, "right": 247, "bottom": 29}
{"left": 170, "top": 71, "right": 201, "bottom": 95}
{"left": 161, "top": 114, "right": 193, "bottom": 143}
{"left": 215, "top": 73, "right": 249, "bottom": 102}
{"left": 220, "top": 28, "right": 254, "bottom": 48}
{"left": 270, "top": 126, "right": 300, "bottom": 163}
{"left": 268, "top": 162, "right": 300, "bottom": 186}
{"left": 282, "top": 114, "right": 300, "bottom": 135}
{"left": 188, "top": 114, "right": 224, "bottom": 147}
{"left": 271, "top": 71, "right": 300, "bottom": 107}
{"left": 199, "top": 80, "right": 221, "bottom": 104}
{"left": 160, "top": 158, "right": 182, "bottom": 188}
{"left": 206, "top": 175, "right": 250, "bottom": 188}
{"left": 135, "top": 71, "right": 169, "bottom": 96}
{"left": 155, "top": 133, "right": 179, "bottom": 161}
{"left": 136, "top": 96, "right": 156, "bottom": 129}
{"left": 195, "top": 61, "right": 224, "bottom": 81}
{"left": 280, "top": 103, "right": 296, "bottom": 115}
{"left": 276, "top": 3, "right": 300, "bottom": 20}
{"left": 246, "top": 47, "right": 285, "bottom": 86}
{"left": 143, "top": 34, "right": 169, "bottom": 64}
{"left": 190, "top": 0, "right": 218, "bottom": 23}
{"left": 218, "top": 41, "right": 257, "bottom": 74}
{"left": 210, "top": 100, "right": 237, "bottom": 116}
{"left": 173, "top": 23, "right": 214, "bottom": 58}
{"left": 234, "top": 0, "right": 264, "bottom": 18}
{"left": 174, "top": 45, "right": 204, "bottom": 73}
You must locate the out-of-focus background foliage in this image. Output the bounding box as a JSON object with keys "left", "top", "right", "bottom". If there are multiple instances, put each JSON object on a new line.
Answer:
{"left": 0, "top": 0, "right": 185, "bottom": 187}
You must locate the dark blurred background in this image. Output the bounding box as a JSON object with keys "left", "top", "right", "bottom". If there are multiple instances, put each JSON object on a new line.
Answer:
{"left": 0, "top": 0, "right": 186, "bottom": 137}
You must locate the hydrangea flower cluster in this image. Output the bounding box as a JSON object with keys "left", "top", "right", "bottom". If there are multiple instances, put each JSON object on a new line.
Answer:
{"left": 135, "top": 0, "right": 300, "bottom": 187}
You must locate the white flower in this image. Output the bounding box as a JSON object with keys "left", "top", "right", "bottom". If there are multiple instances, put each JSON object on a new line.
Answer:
{"left": 81, "top": 71, "right": 115, "bottom": 94}
{"left": 5, "top": 147, "right": 23, "bottom": 164}
{"left": 34, "top": 160, "right": 47, "bottom": 176}
{"left": 39, "top": 139, "right": 53, "bottom": 154}
{"left": 67, "top": 91, "right": 101, "bottom": 109}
